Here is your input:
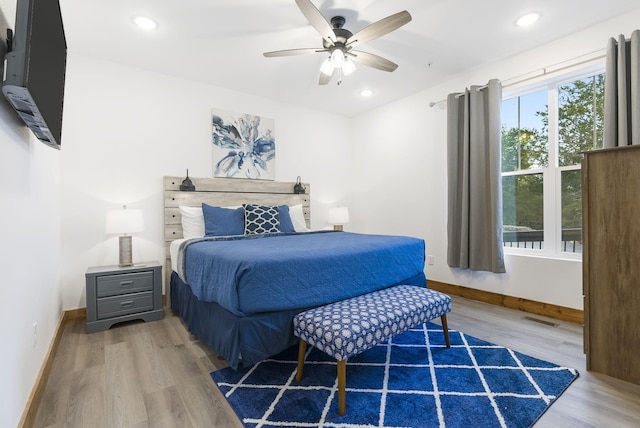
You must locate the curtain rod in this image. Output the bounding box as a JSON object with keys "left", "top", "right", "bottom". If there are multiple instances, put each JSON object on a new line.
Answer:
{"left": 428, "top": 48, "right": 606, "bottom": 108}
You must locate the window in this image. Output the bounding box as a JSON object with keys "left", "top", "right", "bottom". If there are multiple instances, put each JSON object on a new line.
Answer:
{"left": 501, "top": 70, "right": 605, "bottom": 256}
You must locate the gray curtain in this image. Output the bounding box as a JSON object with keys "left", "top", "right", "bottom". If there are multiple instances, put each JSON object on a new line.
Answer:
{"left": 604, "top": 29, "right": 640, "bottom": 147}
{"left": 447, "top": 79, "right": 505, "bottom": 273}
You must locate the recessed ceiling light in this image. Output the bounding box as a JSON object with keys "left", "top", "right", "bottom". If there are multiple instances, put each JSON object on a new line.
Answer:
{"left": 516, "top": 12, "right": 540, "bottom": 27}
{"left": 133, "top": 16, "right": 158, "bottom": 30}
{"left": 360, "top": 89, "right": 373, "bottom": 97}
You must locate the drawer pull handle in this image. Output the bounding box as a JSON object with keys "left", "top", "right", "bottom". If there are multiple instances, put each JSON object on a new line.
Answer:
{"left": 120, "top": 300, "right": 134, "bottom": 308}
{"left": 120, "top": 280, "right": 133, "bottom": 288}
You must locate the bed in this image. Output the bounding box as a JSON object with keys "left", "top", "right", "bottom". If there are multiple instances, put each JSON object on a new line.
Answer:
{"left": 164, "top": 176, "right": 426, "bottom": 369}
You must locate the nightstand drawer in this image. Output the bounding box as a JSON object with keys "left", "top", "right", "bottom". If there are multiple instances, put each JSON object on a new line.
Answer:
{"left": 96, "top": 271, "right": 153, "bottom": 298}
{"left": 97, "top": 291, "right": 153, "bottom": 319}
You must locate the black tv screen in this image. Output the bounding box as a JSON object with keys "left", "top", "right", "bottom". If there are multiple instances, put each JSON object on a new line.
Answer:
{"left": 2, "top": 0, "right": 67, "bottom": 149}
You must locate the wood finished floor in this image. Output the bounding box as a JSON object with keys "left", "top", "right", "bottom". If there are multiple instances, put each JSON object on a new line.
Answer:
{"left": 33, "top": 296, "right": 640, "bottom": 427}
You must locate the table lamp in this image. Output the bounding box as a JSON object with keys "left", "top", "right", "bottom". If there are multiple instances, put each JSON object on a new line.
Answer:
{"left": 105, "top": 205, "right": 145, "bottom": 267}
{"left": 328, "top": 207, "right": 350, "bottom": 231}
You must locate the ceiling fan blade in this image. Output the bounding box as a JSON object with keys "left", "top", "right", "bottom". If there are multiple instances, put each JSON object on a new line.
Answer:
{"left": 263, "top": 48, "right": 326, "bottom": 57}
{"left": 349, "top": 51, "right": 398, "bottom": 72}
{"left": 319, "top": 69, "right": 334, "bottom": 85}
{"left": 295, "top": 0, "right": 336, "bottom": 46}
{"left": 346, "top": 10, "right": 411, "bottom": 48}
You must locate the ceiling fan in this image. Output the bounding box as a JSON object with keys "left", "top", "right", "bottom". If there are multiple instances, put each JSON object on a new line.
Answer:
{"left": 263, "top": 0, "right": 412, "bottom": 85}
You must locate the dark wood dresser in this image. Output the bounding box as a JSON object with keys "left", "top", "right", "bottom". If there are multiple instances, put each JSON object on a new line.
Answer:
{"left": 582, "top": 145, "right": 640, "bottom": 385}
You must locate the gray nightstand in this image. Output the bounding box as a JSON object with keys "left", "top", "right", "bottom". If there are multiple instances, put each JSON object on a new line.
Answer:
{"left": 85, "top": 261, "right": 163, "bottom": 333}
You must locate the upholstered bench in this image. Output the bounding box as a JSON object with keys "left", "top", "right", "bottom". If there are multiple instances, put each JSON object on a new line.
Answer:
{"left": 293, "top": 285, "right": 452, "bottom": 416}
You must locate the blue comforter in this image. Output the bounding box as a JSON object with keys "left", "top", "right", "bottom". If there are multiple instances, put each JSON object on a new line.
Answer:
{"left": 179, "top": 231, "right": 425, "bottom": 316}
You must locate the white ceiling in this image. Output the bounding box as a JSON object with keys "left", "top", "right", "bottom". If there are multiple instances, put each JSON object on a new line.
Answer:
{"left": 59, "top": 0, "right": 639, "bottom": 117}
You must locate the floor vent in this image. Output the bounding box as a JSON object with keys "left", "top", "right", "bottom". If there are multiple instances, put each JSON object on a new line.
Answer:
{"left": 522, "top": 316, "right": 559, "bottom": 328}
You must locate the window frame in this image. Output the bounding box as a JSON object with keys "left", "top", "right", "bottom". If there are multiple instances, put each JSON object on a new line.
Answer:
{"left": 501, "top": 63, "right": 605, "bottom": 260}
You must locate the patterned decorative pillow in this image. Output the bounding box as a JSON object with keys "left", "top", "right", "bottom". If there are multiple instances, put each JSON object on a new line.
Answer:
{"left": 243, "top": 204, "right": 280, "bottom": 234}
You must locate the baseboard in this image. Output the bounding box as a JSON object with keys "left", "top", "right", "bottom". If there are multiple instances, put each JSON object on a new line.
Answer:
{"left": 428, "top": 280, "right": 584, "bottom": 325}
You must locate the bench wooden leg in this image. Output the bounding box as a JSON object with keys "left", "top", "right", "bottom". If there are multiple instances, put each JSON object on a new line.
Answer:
{"left": 441, "top": 314, "right": 451, "bottom": 348}
{"left": 296, "top": 340, "right": 307, "bottom": 382}
{"left": 337, "top": 359, "right": 347, "bottom": 416}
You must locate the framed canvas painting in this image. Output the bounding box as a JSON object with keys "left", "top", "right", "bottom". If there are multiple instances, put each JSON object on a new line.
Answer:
{"left": 211, "top": 109, "right": 275, "bottom": 180}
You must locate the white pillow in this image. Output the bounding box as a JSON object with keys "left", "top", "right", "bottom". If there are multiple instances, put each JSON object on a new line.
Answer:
{"left": 289, "top": 204, "right": 310, "bottom": 232}
{"left": 179, "top": 206, "right": 205, "bottom": 239}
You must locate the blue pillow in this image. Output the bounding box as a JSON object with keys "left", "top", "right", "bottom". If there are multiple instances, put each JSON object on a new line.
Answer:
{"left": 278, "top": 205, "right": 295, "bottom": 233}
{"left": 202, "top": 203, "right": 245, "bottom": 236}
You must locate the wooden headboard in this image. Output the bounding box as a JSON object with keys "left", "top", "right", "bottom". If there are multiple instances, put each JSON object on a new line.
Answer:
{"left": 163, "top": 176, "right": 311, "bottom": 276}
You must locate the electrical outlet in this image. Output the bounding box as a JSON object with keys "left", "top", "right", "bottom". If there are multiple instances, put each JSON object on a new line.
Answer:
{"left": 33, "top": 322, "right": 37, "bottom": 348}
{"left": 427, "top": 255, "right": 435, "bottom": 266}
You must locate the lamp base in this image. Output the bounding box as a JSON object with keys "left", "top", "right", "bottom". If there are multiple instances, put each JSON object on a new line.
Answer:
{"left": 333, "top": 225, "right": 344, "bottom": 231}
{"left": 118, "top": 235, "right": 134, "bottom": 267}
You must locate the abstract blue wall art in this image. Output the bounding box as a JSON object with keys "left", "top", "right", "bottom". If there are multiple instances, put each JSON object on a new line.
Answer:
{"left": 211, "top": 109, "right": 275, "bottom": 180}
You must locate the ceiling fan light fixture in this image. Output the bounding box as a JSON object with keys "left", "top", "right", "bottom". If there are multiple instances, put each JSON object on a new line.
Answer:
{"left": 320, "top": 58, "right": 334, "bottom": 76}
{"left": 342, "top": 58, "right": 356, "bottom": 75}
{"left": 331, "top": 49, "right": 345, "bottom": 67}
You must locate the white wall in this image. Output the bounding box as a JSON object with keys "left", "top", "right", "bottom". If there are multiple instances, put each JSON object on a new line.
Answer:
{"left": 0, "top": 0, "right": 62, "bottom": 427}
{"left": 0, "top": 107, "right": 62, "bottom": 428}
{"left": 0, "top": 5, "right": 63, "bottom": 427}
{"left": 350, "top": 8, "right": 640, "bottom": 310}
{"left": 59, "top": 53, "right": 353, "bottom": 310}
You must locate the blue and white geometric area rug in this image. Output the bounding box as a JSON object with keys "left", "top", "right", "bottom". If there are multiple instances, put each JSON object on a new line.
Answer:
{"left": 211, "top": 323, "right": 578, "bottom": 428}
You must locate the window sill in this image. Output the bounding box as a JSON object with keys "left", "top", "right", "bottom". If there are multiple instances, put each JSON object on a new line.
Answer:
{"left": 503, "top": 247, "right": 582, "bottom": 262}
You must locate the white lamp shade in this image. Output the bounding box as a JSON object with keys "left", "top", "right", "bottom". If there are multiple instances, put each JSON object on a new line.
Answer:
{"left": 105, "top": 208, "right": 145, "bottom": 234}
{"left": 328, "top": 207, "right": 350, "bottom": 225}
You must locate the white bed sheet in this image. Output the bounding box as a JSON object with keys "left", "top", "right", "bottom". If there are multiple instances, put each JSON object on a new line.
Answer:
{"left": 170, "top": 238, "right": 187, "bottom": 273}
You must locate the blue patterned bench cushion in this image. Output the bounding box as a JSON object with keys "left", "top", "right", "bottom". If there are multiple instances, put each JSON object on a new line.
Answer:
{"left": 293, "top": 285, "right": 452, "bottom": 361}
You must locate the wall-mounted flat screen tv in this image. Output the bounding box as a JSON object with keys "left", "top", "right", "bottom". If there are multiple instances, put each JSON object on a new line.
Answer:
{"left": 2, "top": 0, "right": 67, "bottom": 149}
